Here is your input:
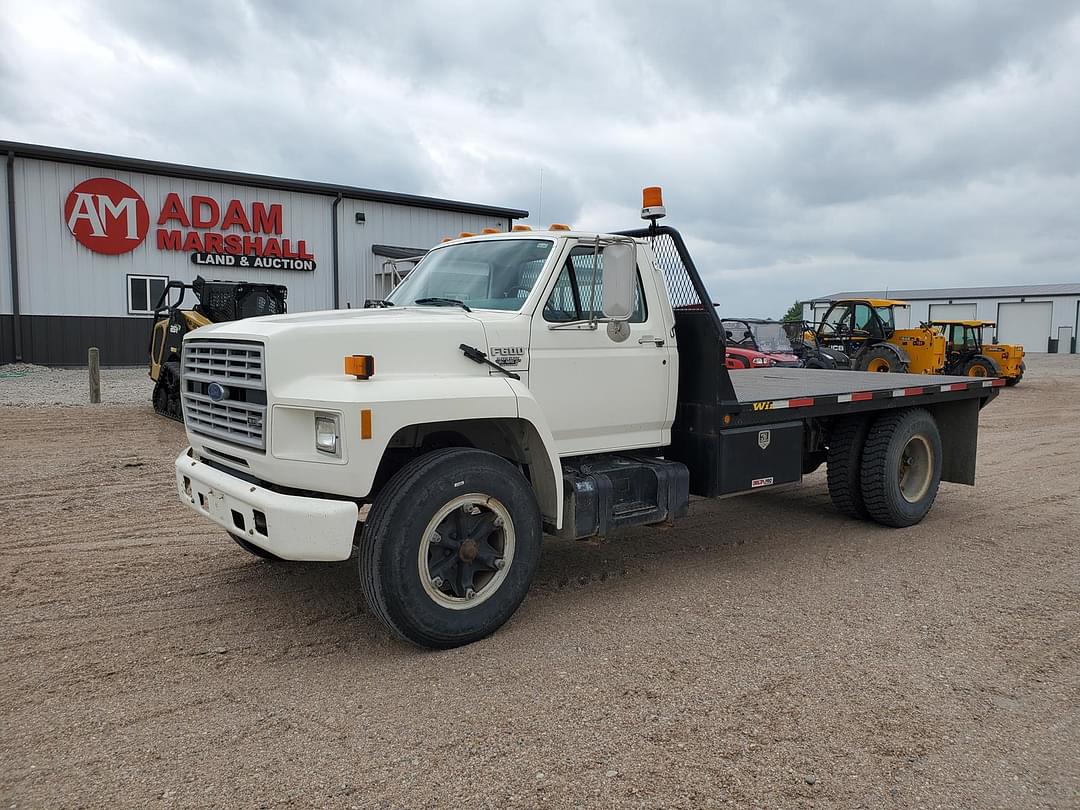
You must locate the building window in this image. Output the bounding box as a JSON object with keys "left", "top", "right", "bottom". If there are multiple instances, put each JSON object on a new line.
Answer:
{"left": 128, "top": 275, "right": 169, "bottom": 315}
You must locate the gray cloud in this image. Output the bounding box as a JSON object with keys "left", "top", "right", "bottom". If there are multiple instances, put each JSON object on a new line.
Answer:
{"left": 1, "top": 0, "right": 1078, "bottom": 317}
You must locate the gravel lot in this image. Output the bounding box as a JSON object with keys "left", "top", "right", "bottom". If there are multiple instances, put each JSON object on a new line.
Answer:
{"left": 1, "top": 355, "right": 1078, "bottom": 809}
{"left": 0, "top": 364, "right": 150, "bottom": 407}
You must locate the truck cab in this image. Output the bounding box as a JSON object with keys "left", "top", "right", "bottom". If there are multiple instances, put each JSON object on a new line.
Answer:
{"left": 175, "top": 189, "right": 1002, "bottom": 648}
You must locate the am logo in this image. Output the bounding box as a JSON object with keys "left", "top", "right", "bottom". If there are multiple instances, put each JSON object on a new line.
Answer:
{"left": 64, "top": 177, "right": 150, "bottom": 255}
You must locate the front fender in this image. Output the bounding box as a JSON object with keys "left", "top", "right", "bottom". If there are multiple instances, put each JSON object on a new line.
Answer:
{"left": 505, "top": 380, "right": 565, "bottom": 530}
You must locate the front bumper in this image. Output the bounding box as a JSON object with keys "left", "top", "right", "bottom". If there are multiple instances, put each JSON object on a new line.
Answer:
{"left": 174, "top": 448, "right": 359, "bottom": 561}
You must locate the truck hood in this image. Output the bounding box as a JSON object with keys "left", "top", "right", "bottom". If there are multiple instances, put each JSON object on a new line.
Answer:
{"left": 185, "top": 306, "right": 495, "bottom": 384}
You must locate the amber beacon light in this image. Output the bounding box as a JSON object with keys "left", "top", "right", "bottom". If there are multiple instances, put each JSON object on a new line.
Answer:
{"left": 345, "top": 354, "right": 375, "bottom": 380}
{"left": 641, "top": 186, "right": 666, "bottom": 221}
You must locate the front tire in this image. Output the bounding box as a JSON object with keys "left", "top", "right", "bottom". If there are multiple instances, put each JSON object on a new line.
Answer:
{"left": 358, "top": 448, "right": 542, "bottom": 648}
{"left": 859, "top": 408, "right": 942, "bottom": 528}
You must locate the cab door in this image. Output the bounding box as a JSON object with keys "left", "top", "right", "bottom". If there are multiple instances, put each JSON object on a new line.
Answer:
{"left": 527, "top": 243, "right": 671, "bottom": 456}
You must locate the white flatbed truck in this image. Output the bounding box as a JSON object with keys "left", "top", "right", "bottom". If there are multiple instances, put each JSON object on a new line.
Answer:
{"left": 175, "top": 189, "right": 1001, "bottom": 648}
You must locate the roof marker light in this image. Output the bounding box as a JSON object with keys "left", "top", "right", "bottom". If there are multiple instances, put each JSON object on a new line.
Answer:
{"left": 549, "top": 223, "right": 571, "bottom": 231}
{"left": 511, "top": 224, "right": 532, "bottom": 231}
{"left": 481, "top": 227, "right": 500, "bottom": 234}
{"left": 459, "top": 231, "right": 476, "bottom": 238}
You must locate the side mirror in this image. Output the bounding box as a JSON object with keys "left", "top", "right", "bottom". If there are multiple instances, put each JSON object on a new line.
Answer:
{"left": 601, "top": 243, "right": 635, "bottom": 320}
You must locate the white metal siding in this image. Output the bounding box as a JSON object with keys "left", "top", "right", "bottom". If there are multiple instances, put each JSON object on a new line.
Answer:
{"left": 14, "top": 157, "right": 335, "bottom": 317}
{"left": 928, "top": 303, "right": 977, "bottom": 321}
{"left": 336, "top": 199, "right": 507, "bottom": 308}
{"left": 997, "top": 301, "right": 1053, "bottom": 352}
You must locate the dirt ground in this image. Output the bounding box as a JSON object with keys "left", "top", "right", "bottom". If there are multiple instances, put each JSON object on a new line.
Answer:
{"left": 2, "top": 357, "right": 1078, "bottom": 809}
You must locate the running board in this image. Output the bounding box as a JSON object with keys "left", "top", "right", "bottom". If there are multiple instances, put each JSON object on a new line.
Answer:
{"left": 550, "top": 454, "right": 690, "bottom": 541}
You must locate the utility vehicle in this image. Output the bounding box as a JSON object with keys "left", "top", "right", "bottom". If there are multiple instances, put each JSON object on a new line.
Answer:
{"left": 149, "top": 276, "right": 287, "bottom": 420}
{"left": 720, "top": 318, "right": 802, "bottom": 368}
{"left": 931, "top": 320, "right": 1025, "bottom": 386}
{"left": 807, "top": 299, "right": 946, "bottom": 374}
{"left": 174, "top": 188, "right": 1001, "bottom": 648}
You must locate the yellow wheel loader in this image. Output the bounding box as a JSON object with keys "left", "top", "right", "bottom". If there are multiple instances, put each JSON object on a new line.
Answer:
{"left": 930, "top": 320, "right": 1025, "bottom": 386}
{"left": 149, "top": 276, "right": 287, "bottom": 421}
{"left": 808, "top": 299, "right": 946, "bottom": 374}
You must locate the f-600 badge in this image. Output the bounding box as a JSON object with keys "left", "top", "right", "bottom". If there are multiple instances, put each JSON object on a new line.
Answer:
{"left": 491, "top": 346, "right": 525, "bottom": 366}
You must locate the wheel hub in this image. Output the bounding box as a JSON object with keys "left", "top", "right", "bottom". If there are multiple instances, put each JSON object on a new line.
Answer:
{"left": 418, "top": 494, "right": 514, "bottom": 610}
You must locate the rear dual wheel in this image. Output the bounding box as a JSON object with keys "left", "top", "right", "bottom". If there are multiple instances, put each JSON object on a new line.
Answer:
{"left": 827, "top": 408, "right": 942, "bottom": 528}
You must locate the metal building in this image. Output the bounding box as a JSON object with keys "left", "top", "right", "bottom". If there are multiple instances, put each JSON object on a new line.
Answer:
{"left": 804, "top": 284, "right": 1080, "bottom": 353}
{"left": 1, "top": 141, "right": 527, "bottom": 365}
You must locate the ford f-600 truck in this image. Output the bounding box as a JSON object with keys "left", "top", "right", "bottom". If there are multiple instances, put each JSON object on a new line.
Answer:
{"left": 174, "top": 188, "right": 1001, "bottom": 648}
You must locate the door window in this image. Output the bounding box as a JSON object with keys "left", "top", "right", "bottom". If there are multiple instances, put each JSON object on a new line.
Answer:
{"left": 543, "top": 245, "right": 647, "bottom": 323}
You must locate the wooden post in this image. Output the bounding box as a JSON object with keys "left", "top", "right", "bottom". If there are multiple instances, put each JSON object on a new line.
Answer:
{"left": 88, "top": 347, "right": 101, "bottom": 404}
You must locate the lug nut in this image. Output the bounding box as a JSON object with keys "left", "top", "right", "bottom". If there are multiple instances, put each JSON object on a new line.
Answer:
{"left": 494, "top": 559, "right": 506, "bottom": 570}
{"left": 431, "top": 576, "right": 443, "bottom": 588}
{"left": 492, "top": 516, "right": 504, "bottom": 528}
{"left": 430, "top": 531, "right": 441, "bottom": 545}
{"left": 465, "top": 588, "right": 477, "bottom": 600}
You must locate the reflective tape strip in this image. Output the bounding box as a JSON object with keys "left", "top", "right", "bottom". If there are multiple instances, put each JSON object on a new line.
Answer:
{"left": 904, "top": 387, "right": 924, "bottom": 396}
{"left": 940, "top": 383, "right": 966, "bottom": 392}
{"left": 788, "top": 397, "right": 815, "bottom": 408}
{"left": 852, "top": 391, "right": 874, "bottom": 401}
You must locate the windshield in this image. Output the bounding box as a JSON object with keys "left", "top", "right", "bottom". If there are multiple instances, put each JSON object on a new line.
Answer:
{"left": 387, "top": 239, "right": 554, "bottom": 311}
{"left": 749, "top": 322, "right": 793, "bottom": 352}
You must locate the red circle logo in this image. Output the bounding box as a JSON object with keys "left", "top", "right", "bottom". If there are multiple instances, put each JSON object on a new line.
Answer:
{"left": 64, "top": 177, "right": 150, "bottom": 255}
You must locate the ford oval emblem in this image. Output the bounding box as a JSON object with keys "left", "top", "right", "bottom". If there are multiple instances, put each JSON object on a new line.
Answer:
{"left": 207, "top": 382, "right": 227, "bottom": 402}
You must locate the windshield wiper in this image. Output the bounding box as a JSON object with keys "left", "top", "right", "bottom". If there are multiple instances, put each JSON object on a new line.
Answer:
{"left": 415, "top": 297, "right": 471, "bottom": 312}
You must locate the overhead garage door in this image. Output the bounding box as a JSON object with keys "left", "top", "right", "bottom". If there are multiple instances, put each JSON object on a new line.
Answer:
{"left": 929, "top": 303, "right": 977, "bottom": 321}
{"left": 997, "top": 301, "right": 1052, "bottom": 352}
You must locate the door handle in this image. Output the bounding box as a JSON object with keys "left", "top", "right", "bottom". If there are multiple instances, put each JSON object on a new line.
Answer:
{"left": 639, "top": 335, "right": 665, "bottom": 347}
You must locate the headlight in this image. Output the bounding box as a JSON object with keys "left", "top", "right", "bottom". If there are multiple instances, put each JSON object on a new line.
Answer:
{"left": 315, "top": 414, "right": 340, "bottom": 455}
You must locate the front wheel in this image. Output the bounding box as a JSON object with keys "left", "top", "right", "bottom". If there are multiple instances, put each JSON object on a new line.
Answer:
{"left": 358, "top": 448, "right": 542, "bottom": 648}
{"left": 859, "top": 408, "right": 942, "bottom": 528}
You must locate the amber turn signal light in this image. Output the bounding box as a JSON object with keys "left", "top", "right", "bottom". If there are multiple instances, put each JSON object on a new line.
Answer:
{"left": 345, "top": 354, "right": 375, "bottom": 380}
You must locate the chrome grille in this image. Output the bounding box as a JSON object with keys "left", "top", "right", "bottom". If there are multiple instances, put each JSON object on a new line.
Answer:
{"left": 182, "top": 340, "right": 266, "bottom": 451}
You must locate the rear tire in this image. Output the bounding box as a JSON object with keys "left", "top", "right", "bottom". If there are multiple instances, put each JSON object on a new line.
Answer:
{"left": 856, "top": 345, "right": 908, "bottom": 374}
{"left": 859, "top": 408, "right": 942, "bottom": 528}
{"left": 358, "top": 448, "right": 542, "bottom": 648}
{"left": 827, "top": 416, "right": 871, "bottom": 519}
{"left": 229, "top": 532, "right": 281, "bottom": 560}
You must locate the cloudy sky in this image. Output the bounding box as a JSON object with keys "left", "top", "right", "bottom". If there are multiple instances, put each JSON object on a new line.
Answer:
{"left": 3, "top": 1, "right": 1079, "bottom": 317}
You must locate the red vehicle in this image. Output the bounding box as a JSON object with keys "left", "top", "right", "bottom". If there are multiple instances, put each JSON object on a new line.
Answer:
{"left": 722, "top": 318, "right": 803, "bottom": 369}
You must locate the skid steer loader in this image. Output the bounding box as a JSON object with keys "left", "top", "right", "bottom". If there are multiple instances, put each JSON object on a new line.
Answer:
{"left": 807, "top": 299, "right": 946, "bottom": 374}
{"left": 931, "top": 320, "right": 1025, "bottom": 386}
{"left": 149, "top": 276, "right": 287, "bottom": 420}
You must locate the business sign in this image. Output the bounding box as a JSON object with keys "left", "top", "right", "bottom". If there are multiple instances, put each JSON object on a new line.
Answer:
{"left": 64, "top": 179, "right": 317, "bottom": 270}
